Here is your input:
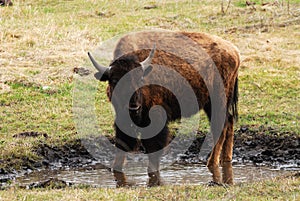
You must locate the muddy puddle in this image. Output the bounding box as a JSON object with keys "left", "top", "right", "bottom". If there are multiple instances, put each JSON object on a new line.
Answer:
{"left": 12, "top": 162, "right": 298, "bottom": 188}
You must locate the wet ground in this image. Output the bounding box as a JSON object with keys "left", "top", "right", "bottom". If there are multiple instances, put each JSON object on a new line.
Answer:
{"left": 13, "top": 163, "right": 296, "bottom": 189}
{"left": 1, "top": 125, "right": 299, "bottom": 189}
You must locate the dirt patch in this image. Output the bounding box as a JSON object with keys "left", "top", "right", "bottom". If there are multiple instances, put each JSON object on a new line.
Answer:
{"left": 25, "top": 125, "right": 300, "bottom": 170}
{"left": 24, "top": 178, "right": 73, "bottom": 189}
{"left": 233, "top": 126, "right": 299, "bottom": 167}
{"left": 13, "top": 131, "right": 48, "bottom": 138}
{"left": 186, "top": 126, "right": 300, "bottom": 168}
{"left": 35, "top": 140, "right": 96, "bottom": 169}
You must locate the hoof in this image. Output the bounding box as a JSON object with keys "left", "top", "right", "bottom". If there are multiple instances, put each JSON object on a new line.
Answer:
{"left": 148, "top": 172, "right": 162, "bottom": 187}
{"left": 207, "top": 181, "right": 226, "bottom": 187}
{"left": 116, "top": 180, "right": 135, "bottom": 188}
{"left": 147, "top": 179, "right": 163, "bottom": 187}
{"left": 113, "top": 170, "right": 135, "bottom": 188}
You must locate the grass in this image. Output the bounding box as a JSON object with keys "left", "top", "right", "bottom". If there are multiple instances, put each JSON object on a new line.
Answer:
{"left": 0, "top": 0, "right": 299, "bottom": 199}
{"left": 0, "top": 175, "right": 299, "bottom": 200}
{"left": 235, "top": 0, "right": 300, "bottom": 7}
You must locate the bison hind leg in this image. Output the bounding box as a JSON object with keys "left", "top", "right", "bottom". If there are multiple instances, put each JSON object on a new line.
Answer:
{"left": 206, "top": 130, "right": 226, "bottom": 184}
{"left": 220, "top": 114, "right": 234, "bottom": 185}
{"left": 204, "top": 97, "right": 235, "bottom": 185}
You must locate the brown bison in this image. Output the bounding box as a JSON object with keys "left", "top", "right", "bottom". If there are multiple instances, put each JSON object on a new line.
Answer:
{"left": 88, "top": 31, "right": 240, "bottom": 187}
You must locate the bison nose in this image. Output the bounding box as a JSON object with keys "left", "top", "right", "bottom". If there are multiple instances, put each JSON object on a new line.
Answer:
{"left": 127, "top": 104, "right": 141, "bottom": 112}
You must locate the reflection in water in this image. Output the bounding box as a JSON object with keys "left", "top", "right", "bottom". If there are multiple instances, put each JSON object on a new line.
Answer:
{"left": 15, "top": 163, "right": 296, "bottom": 188}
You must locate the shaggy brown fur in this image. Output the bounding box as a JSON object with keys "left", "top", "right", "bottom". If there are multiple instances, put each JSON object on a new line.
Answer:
{"left": 91, "top": 31, "right": 240, "bottom": 187}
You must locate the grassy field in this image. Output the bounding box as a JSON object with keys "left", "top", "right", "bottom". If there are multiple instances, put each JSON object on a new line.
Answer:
{"left": 0, "top": 0, "right": 299, "bottom": 199}
{"left": 0, "top": 175, "right": 299, "bottom": 201}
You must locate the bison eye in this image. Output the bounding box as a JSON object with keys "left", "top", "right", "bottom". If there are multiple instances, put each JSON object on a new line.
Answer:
{"left": 110, "top": 79, "right": 118, "bottom": 85}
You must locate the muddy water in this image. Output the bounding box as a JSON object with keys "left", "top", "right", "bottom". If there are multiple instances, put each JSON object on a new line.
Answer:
{"left": 14, "top": 163, "right": 297, "bottom": 188}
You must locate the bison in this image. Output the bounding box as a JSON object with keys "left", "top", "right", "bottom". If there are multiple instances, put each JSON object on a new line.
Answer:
{"left": 88, "top": 31, "right": 240, "bottom": 187}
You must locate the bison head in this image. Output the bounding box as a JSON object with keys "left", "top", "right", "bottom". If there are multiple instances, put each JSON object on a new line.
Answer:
{"left": 88, "top": 46, "right": 155, "bottom": 121}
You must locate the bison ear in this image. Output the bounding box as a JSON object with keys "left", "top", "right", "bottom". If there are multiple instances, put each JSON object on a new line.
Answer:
{"left": 88, "top": 52, "right": 110, "bottom": 81}
{"left": 94, "top": 71, "right": 109, "bottom": 81}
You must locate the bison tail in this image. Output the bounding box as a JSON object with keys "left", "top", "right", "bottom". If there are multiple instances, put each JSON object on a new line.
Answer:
{"left": 230, "top": 78, "right": 239, "bottom": 122}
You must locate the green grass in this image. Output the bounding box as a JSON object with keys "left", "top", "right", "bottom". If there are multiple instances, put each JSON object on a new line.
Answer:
{"left": 0, "top": 81, "right": 75, "bottom": 170}
{"left": 238, "top": 63, "right": 299, "bottom": 131}
{"left": 0, "top": 176, "right": 299, "bottom": 200}
{"left": 0, "top": 0, "right": 299, "bottom": 199}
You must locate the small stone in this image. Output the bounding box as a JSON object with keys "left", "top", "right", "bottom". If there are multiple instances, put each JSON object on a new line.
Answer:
{"left": 144, "top": 5, "right": 157, "bottom": 10}
{"left": 42, "top": 86, "right": 50, "bottom": 90}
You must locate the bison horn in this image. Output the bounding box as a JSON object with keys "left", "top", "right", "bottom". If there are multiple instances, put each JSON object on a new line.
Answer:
{"left": 140, "top": 44, "right": 156, "bottom": 71}
{"left": 88, "top": 52, "right": 107, "bottom": 72}
{"left": 88, "top": 52, "right": 110, "bottom": 81}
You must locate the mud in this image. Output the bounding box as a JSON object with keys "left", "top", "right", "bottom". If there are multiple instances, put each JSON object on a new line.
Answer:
{"left": 187, "top": 125, "right": 300, "bottom": 169}
{"left": 0, "top": 125, "right": 299, "bottom": 189}
{"left": 13, "top": 131, "right": 48, "bottom": 139}
{"left": 233, "top": 126, "right": 299, "bottom": 168}
{"left": 24, "top": 178, "right": 72, "bottom": 189}
{"left": 37, "top": 126, "right": 300, "bottom": 170}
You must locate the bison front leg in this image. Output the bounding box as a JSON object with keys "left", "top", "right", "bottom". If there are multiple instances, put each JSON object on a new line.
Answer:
{"left": 112, "top": 150, "right": 128, "bottom": 187}
{"left": 147, "top": 153, "right": 162, "bottom": 187}
{"left": 113, "top": 125, "right": 139, "bottom": 187}
{"left": 142, "top": 126, "right": 169, "bottom": 187}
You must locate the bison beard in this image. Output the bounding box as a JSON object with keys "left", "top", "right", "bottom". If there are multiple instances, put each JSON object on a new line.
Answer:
{"left": 88, "top": 31, "right": 240, "bottom": 187}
